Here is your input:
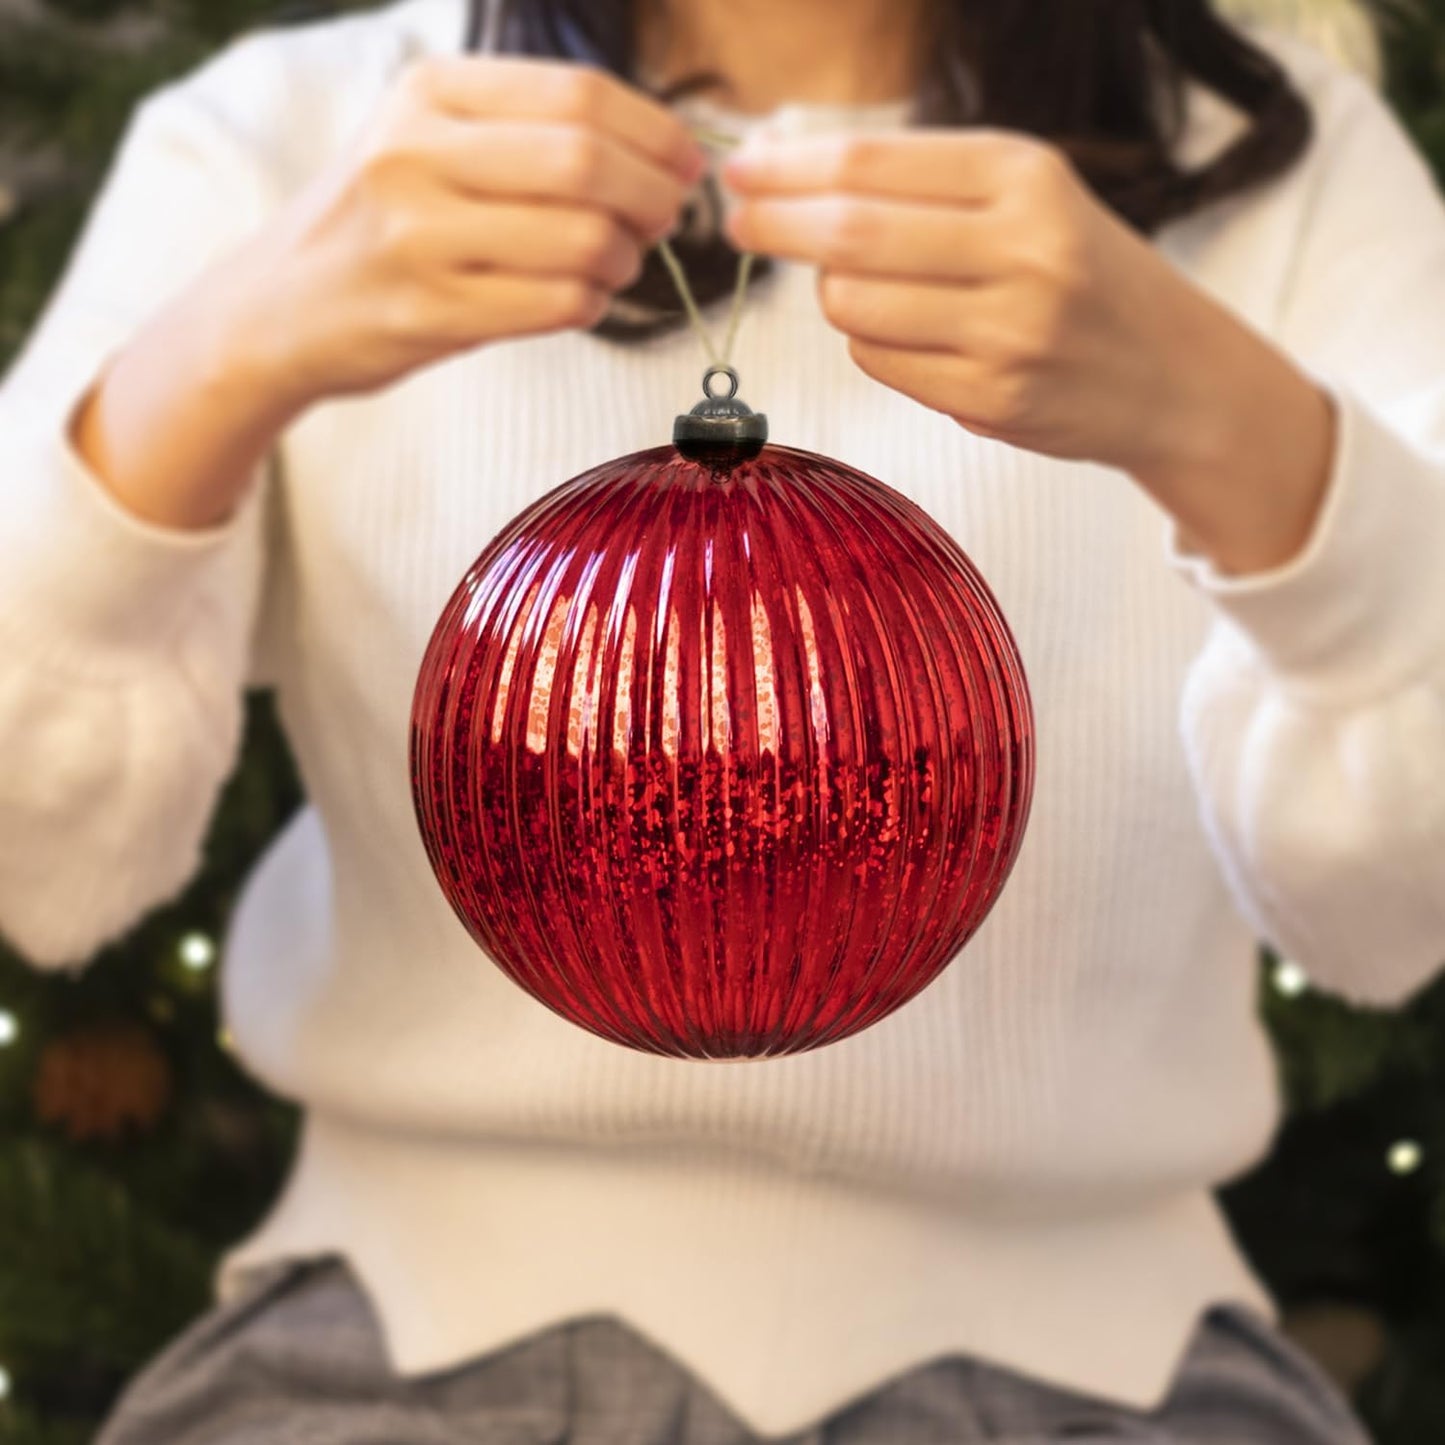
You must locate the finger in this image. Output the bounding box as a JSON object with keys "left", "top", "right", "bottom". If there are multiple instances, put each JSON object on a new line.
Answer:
{"left": 821, "top": 272, "right": 1047, "bottom": 366}
{"left": 431, "top": 270, "right": 613, "bottom": 342}
{"left": 409, "top": 54, "right": 706, "bottom": 182}
{"left": 391, "top": 191, "right": 646, "bottom": 290}
{"left": 723, "top": 130, "right": 1030, "bottom": 205}
{"left": 726, "top": 194, "right": 1002, "bottom": 282}
{"left": 845, "top": 337, "right": 984, "bottom": 417}
{"left": 817, "top": 274, "right": 977, "bottom": 352}
{"left": 413, "top": 112, "right": 694, "bottom": 242}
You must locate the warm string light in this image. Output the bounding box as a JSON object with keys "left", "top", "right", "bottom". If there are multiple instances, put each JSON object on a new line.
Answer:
{"left": 0, "top": 1009, "right": 17, "bottom": 1047}
{"left": 1266, "top": 960, "right": 1430, "bottom": 1181}
{"left": 1271, "top": 957, "right": 1309, "bottom": 997}
{"left": 1388, "top": 1139, "right": 1424, "bottom": 1176}
{"left": 178, "top": 931, "right": 216, "bottom": 971}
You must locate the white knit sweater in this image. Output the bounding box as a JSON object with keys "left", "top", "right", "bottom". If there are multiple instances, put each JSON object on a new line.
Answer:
{"left": 4, "top": 0, "right": 1445, "bottom": 1433}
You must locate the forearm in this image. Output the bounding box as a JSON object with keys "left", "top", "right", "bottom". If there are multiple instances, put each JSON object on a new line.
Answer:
{"left": 1125, "top": 298, "right": 1338, "bottom": 579}
{"left": 68, "top": 245, "right": 304, "bottom": 533}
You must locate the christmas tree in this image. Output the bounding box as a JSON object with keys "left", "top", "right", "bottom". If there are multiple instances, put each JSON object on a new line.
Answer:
{"left": 2, "top": 1, "right": 1445, "bottom": 1440}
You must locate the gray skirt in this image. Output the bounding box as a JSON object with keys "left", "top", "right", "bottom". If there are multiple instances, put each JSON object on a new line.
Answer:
{"left": 95, "top": 1255, "right": 1373, "bottom": 1443}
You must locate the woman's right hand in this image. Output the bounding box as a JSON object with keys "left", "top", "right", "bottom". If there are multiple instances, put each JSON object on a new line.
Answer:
{"left": 236, "top": 54, "right": 708, "bottom": 405}
{"left": 70, "top": 56, "right": 707, "bottom": 530}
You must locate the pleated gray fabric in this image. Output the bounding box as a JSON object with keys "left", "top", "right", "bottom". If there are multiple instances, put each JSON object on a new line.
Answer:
{"left": 95, "top": 1256, "right": 1373, "bottom": 1444}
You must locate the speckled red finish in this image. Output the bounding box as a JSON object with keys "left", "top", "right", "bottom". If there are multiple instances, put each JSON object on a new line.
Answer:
{"left": 410, "top": 441, "right": 1034, "bottom": 1059}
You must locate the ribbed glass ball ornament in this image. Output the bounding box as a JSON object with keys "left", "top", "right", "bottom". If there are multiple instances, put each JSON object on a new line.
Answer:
{"left": 410, "top": 370, "right": 1034, "bottom": 1060}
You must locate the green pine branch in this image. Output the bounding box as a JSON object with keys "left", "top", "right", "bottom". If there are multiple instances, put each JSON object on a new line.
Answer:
{"left": 0, "top": 1403, "right": 92, "bottom": 1445}
{"left": 0, "top": 1139, "right": 210, "bottom": 1368}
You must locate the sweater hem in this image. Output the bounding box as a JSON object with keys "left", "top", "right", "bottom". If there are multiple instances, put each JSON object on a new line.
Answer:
{"left": 218, "top": 1108, "right": 1276, "bottom": 1439}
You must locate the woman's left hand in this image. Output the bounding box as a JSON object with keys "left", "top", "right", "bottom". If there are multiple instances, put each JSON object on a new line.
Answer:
{"left": 721, "top": 128, "right": 1337, "bottom": 575}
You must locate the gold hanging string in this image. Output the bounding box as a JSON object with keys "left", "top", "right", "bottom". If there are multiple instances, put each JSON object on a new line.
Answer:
{"left": 690, "top": 124, "right": 743, "bottom": 150}
{"left": 656, "top": 122, "right": 753, "bottom": 373}
{"left": 655, "top": 242, "right": 754, "bottom": 371}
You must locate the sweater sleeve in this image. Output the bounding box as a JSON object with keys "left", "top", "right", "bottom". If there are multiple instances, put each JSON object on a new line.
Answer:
{"left": 0, "top": 72, "right": 277, "bottom": 970}
{"left": 1168, "top": 58, "right": 1445, "bottom": 1008}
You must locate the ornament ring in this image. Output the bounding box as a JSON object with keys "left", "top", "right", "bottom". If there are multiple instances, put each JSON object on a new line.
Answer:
{"left": 702, "top": 365, "right": 740, "bottom": 401}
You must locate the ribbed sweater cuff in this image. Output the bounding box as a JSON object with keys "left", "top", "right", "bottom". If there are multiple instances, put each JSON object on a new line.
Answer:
{"left": 0, "top": 371, "right": 259, "bottom": 675}
{"left": 1163, "top": 375, "right": 1445, "bottom": 704}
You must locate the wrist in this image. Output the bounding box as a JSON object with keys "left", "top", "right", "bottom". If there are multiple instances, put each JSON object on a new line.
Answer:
{"left": 1125, "top": 315, "right": 1337, "bottom": 577}
{"left": 70, "top": 250, "right": 311, "bottom": 534}
{"left": 202, "top": 241, "right": 321, "bottom": 426}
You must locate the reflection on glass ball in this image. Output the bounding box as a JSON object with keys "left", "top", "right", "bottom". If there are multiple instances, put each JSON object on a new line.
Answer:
{"left": 411, "top": 442, "right": 1034, "bottom": 1060}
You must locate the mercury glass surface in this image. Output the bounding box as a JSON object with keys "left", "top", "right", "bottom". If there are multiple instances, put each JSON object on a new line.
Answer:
{"left": 411, "top": 442, "right": 1035, "bottom": 1060}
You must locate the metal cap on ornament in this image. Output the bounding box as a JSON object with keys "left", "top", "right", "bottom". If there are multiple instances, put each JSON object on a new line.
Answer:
{"left": 673, "top": 364, "right": 768, "bottom": 465}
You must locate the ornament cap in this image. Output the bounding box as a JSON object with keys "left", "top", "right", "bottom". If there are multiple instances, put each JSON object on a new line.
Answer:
{"left": 674, "top": 365, "right": 768, "bottom": 463}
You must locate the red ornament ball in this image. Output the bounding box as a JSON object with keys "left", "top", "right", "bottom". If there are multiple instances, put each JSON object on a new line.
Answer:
{"left": 411, "top": 440, "right": 1034, "bottom": 1059}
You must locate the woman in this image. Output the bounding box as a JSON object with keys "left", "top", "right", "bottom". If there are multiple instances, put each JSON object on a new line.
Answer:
{"left": 2, "top": 0, "right": 1442, "bottom": 1439}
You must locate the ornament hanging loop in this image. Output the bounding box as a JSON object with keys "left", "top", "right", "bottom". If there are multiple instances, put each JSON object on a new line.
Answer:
{"left": 703, "top": 364, "right": 740, "bottom": 401}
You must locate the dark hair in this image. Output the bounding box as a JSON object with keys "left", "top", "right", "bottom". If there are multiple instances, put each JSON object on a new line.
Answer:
{"left": 464, "top": 0, "right": 1313, "bottom": 344}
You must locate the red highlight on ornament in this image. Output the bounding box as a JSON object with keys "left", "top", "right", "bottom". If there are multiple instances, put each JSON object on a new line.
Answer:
{"left": 410, "top": 440, "right": 1034, "bottom": 1059}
